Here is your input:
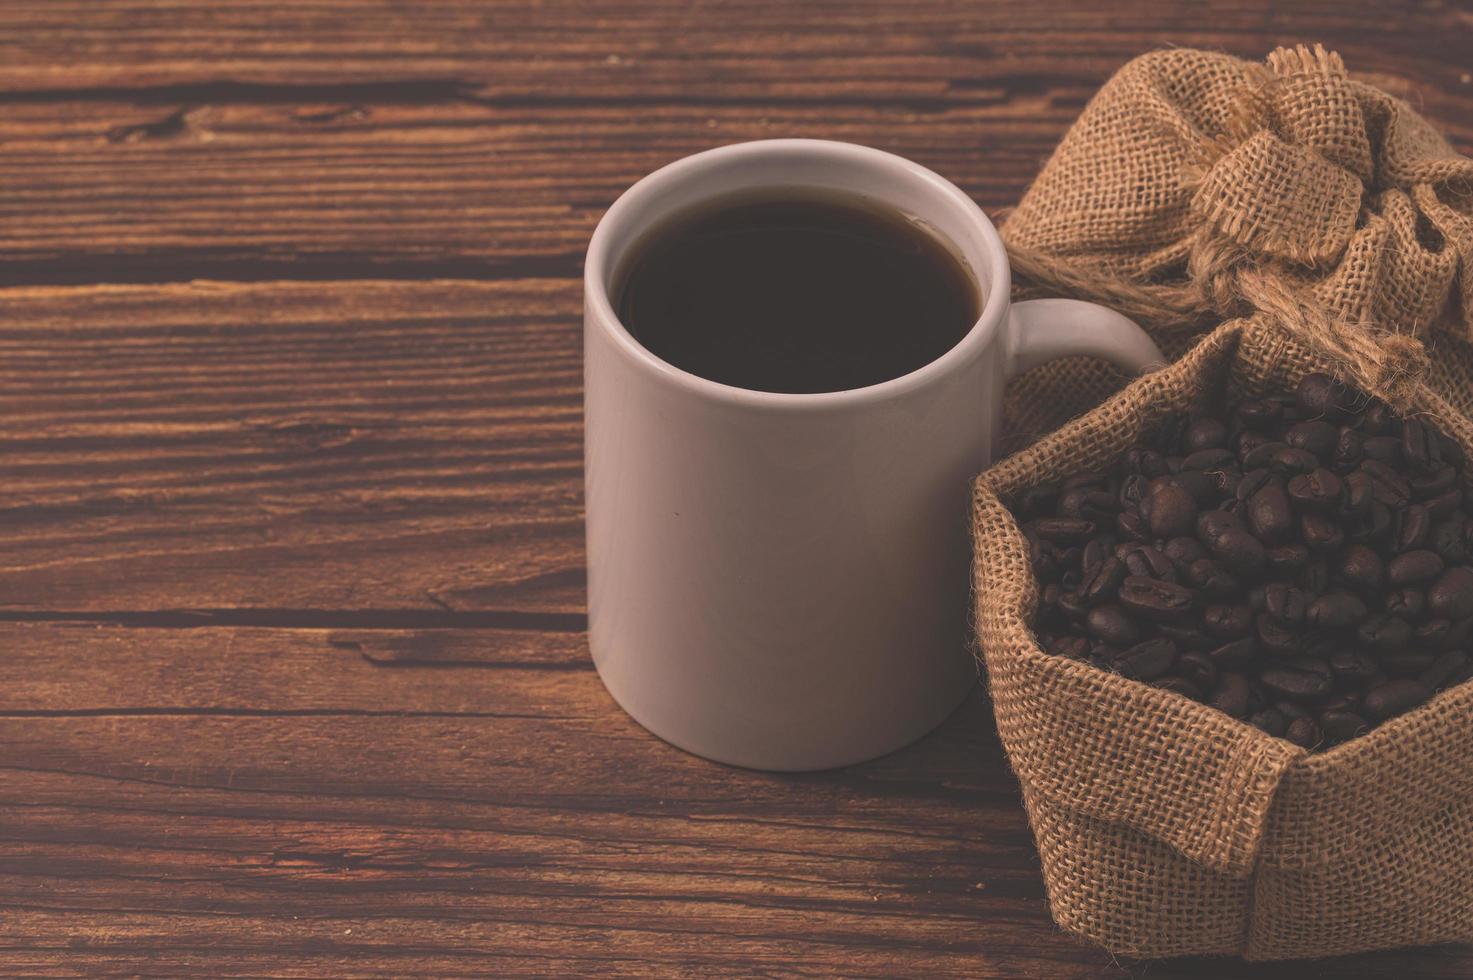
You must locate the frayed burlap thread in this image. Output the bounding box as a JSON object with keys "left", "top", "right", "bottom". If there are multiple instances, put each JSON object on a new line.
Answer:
{"left": 974, "top": 318, "right": 1473, "bottom": 959}
{"left": 999, "top": 45, "right": 1473, "bottom": 452}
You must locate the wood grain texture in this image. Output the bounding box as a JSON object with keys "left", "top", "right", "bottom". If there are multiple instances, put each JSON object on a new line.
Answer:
{"left": 3, "top": 622, "right": 1469, "bottom": 978}
{"left": 0, "top": 280, "right": 584, "bottom": 615}
{"left": 6, "top": 1, "right": 1473, "bottom": 975}
{"left": 0, "top": 3, "right": 1469, "bottom": 283}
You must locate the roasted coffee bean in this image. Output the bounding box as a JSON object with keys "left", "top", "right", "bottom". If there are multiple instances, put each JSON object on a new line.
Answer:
{"left": 1061, "top": 472, "right": 1107, "bottom": 490}
{"left": 1049, "top": 635, "right": 1091, "bottom": 660}
{"left": 1126, "top": 448, "right": 1169, "bottom": 477}
{"left": 1081, "top": 537, "right": 1113, "bottom": 575}
{"left": 1319, "top": 709, "right": 1369, "bottom": 744}
{"left": 1187, "top": 558, "right": 1241, "bottom": 597}
{"left": 1440, "top": 431, "right": 1466, "bottom": 468}
{"left": 1235, "top": 468, "right": 1273, "bottom": 503}
{"left": 1203, "top": 467, "right": 1242, "bottom": 497}
{"left": 1182, "top": 447, "right": 1236, "bottom": 472}
{"left": 1021, "top": 377, "right": 1469, "bottom": 753}
{"left": 1384, "top": 587, "right": 1427, "bottom": 620}
{"left": 1238, "top": 399, "right": 1279, "bottom": 427}
{"left": 1119, "top": 576, "right": 1195, "bottom": 619}
{"left": 1287, "top": 468, "right": 1343, "bottom": 512}
{"left": 1116, "top": 509, "right": 1150, "bottom": 541}
{"left": 1122, "top": 545, "right": 1176, "bottom": 582}
{"left": 1381, "top": 652, "right": 1437, "bottom": 677}
{"left": 1362, "top": 436, "right": 1402, "bottom": 465}
{"left": 1392, "top": 504, "right": 1433, "bottom": 554}
{"left": 1184, "top": 417, "right": 1228, "bottom": 452}
{"left": 1299, "top": 556, "right": 1332, "bottom": 595}
{"left": 1306, "top": 591, "right": 1368, "bottom": 629}
{"left": 1402, "top": 419, "right": 1433, "bottom": 469}
{"left": 1357, "top": 614, "right": 1413, "bottom": 652}
{"left": 1274, "top": 699, "right": 1311, "bottom": 721}
{"left": 1263, "top": 583, "right": 1309, "bottom": 624}
{"left": 1155, "top": 414, "right": 1188, "bottom": 454}
{"left": 1164, "top": 536, "right": 1208, "bottom": 570}
{"left": 1204, "top": 603, "right": 1254, "bottom": 638}
{"left": 1079, "top": 556, "right": 1126, "bottom": 604}
{"left": 1118, "top": 473, "right": 1150, "bottom": 510}
{"left": 1329, "top": 649, "right": 1380, "bottom": 686}
{"left": 1256, "top": 613, "right": 1301, "bottom": 655}
{"left": 1241, "top": 440, "right": 1287, "bottom": 469}
{"left": 1421, "top": 650, "right": 1470, "bottom": 689}
{"left": 1206, "top": 526, "right": 1267, "bottom": 574}
{"left": 1360, "top": 459, "right": 1412, "bottom": 508}
{"left": 1347, "top": 501, "right": 1393, "bottom": 547}
{"left": 1061, "top": 487, "right": 1118, "bottom": 522}
{"left": 1154, "top": 675, "right": 1203, "bottom": 699}
{"left": 1339, "top": 470, "right": 1373, "bottom": 519}
{"left": 1145, "top": 484, "right": 1198, "bottom": 539}
{"left": 1411, "top": 465, "right": 1457, "bottom": 499}
{"left": 1432, "top": 520, "right": 1470, "bottom": 565}
{"left": 1208, "top": 637, "right": 1258, "bottom": 669}
{"left": 1388, "top": 549, "right": 1445, "bottom": 585}
{"left": 1333, "top": 427, "right": 1364, "bottom": 471}
{"left": 1426, "top": 489, "right": 1463, "bottom": 521}
{"left": 1249, "top": 708, "right": 1290, "bottom": 737}
{"left": 1246, "top": 480, "right": 1294, "bottom": 542}
{"left": 1017, "top": 484, "right": 1061, "bottom": 518}
{"left": 1175, "top": 650, "right": 1218, "bottom": 691}
{"left": 1285, "top": 420, "right": 1338, "bottom": 461}
{"left": 1260, "top": 657, "right": 1334, "bottom": 701}
{"left": 1428, "top": 566, "right": 1473, "bottom": 620}
{"left": 1034, "top": 517, "right": 1097, "bottom": 544}
{"left": 1285, "top": 716, "right": 1321, "bottom": 748}
{"left": 1364, "top": 679, "right": 1432, "bottom": 721}
{"left": 1270, "top": 446, "right": 1321, "bottom": 476}
{"left": 1265, "top": 543, "right": 1311, "bottom": 576}
{"left": 1111, "top": 637, "right": 1178, "bottom": 681}
{"left": 1085, "top": 604, "right": 1141, "bottom": 647}
{"left": 1300, "top": 512, "right": 1346, "bottom": 552}
{"left": 1057, "top": 591, "right": 1090, "bottom": 620}
{"left": 1211, "top": 671, "right": 1251, "bottom": 718}
{"left": 1336, "top": 544, "right": 1384, "bottom": 592}
{"left": 1156, "top": 622, "right": 1213, "bottom": 649}
{"left": 1417, "top": 616, "right": 1473, "bottom": 651}
{"left": 1197, "top": 509, "right": 1241, "bottom": 541}
{"left": 1154, "top": 627, "right": 1213, "bottom": 648}
{"left": 1296, "top": 372, "right": 1349, "bottom": 421}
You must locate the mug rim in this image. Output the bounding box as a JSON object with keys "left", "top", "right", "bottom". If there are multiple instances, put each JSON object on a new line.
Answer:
{"left": 584, "top": 138, "right": 1012, "bottom": 410}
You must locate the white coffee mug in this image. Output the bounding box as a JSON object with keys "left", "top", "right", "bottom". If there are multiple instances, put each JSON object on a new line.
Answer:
{"left": 584, "top": 139, "right": 1161, "bottom": 771}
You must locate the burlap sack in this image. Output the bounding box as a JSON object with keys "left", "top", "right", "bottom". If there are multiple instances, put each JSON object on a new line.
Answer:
{"left": 999, "top": 45, "right": 1473, "bottom": 453}
{"left": 973, "top": 318, "right": 1473, "bottom": 959}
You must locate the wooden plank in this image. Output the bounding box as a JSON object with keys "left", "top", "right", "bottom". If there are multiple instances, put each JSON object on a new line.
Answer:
{"left": 1, "top": 621, "right": 1467, "bottom": 977}
{"left": 0, "top": 0, "right": 1467, "bottom": 101}
{"left": 1, "top": 78, "right": 1469, "bottom": 283}
{"left": 0, "top": 280, "right": 584, "bottom": 614}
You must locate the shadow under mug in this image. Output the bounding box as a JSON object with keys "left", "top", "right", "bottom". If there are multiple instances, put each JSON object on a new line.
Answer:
{"left": 584, "top": 139, "right": 1161, "bottom": 771}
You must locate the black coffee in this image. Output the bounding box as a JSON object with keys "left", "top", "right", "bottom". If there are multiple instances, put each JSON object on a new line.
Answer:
{"left": 614, "top": 190, "right": 979, "bottom": 393}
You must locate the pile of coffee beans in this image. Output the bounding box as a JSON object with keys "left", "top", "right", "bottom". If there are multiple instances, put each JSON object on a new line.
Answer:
{"left": 1017, "top": 373, "right": 1473, "bottom": 750}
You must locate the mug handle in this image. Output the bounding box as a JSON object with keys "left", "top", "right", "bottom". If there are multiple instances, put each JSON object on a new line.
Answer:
{"left": 1005, "top": 297, "right": 1163, "bottom": 379}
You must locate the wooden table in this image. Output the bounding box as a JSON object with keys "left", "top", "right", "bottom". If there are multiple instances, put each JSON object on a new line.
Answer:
{"left": 4, "top": 3, "right": 1471, "bottom": 976}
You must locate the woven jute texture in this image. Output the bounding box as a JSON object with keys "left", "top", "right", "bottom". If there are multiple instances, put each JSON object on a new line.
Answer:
{"left": 999, "top": 45, "right": 1473, "bottom": 455}
{"left": 973, "top": 316, "right": 1473, "bottom": 959}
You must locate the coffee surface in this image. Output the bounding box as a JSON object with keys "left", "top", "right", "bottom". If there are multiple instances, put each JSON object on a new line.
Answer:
{"left": 614, "top": 191, "right": 979, "bottom": 393}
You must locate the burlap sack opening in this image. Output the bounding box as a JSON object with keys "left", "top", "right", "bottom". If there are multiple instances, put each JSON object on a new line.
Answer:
{"left": 999, "top": 45, "right": 1473, "bottom": 456}
{"left": 973, "top": 317, "right": 1473, "bottom": 960}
